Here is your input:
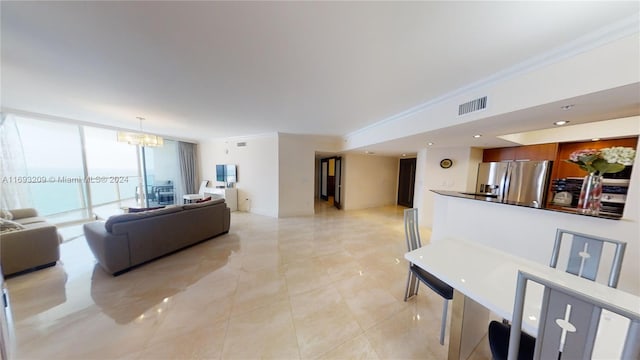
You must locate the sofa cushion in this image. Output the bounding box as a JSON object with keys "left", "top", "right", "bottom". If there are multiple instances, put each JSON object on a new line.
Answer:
{"left": 105, "top": 206, "right": 183, "bottom": 233}
{"left": 14, "top": 216, "right": 48, "bottom": 225}
{"left": 128, "top": 206, "right": 165, "bottom": 213}
{"left": 0, "top": 218, "right": 25, "bottom": 233}
{"left": 183, "top": 198, "right": 225, "bottom": 210}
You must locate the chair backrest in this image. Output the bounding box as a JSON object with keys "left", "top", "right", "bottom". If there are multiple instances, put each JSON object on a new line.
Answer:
{"left": 197, "top": 180, "right": 209, "bottom": 195}
{"left": 508, "top": 270, "right": 640, "bottom": 360}
{"left": 404, "top": 208, "right": 422, "bottom": 252}
{"left": 549, "top": 229, "right": 626, "bottom": 288}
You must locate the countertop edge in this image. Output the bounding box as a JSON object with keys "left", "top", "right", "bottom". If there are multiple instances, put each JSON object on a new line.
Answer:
{"left": 430, "top": 190, "right": 623, "bottom": 221}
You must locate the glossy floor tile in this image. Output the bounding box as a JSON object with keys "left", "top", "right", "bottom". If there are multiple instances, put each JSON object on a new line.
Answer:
{"left": 5, "top": 202, "right": 491, "bottom": 359}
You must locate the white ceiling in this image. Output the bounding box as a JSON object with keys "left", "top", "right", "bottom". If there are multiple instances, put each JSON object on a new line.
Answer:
{"left": 1, "top": 1, "right": 639, "bottom": 152}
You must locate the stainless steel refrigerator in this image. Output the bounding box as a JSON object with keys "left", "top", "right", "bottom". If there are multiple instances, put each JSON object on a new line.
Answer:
{"left": 475, "top": 161, "right": 552, "bottom": 207}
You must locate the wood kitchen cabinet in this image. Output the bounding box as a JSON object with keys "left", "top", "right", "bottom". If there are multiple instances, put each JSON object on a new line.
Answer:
{"left": 482, "top": 143, "right": 557, "bottom": 162}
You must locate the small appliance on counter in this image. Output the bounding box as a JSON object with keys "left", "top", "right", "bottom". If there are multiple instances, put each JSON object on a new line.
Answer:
{"left": 552, "top": 191, "right": 572, "bottom": 206}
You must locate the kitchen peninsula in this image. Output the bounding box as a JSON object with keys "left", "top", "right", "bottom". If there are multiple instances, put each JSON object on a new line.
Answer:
{"left": 428, "top": 181, "right": 640, "bottom": 296}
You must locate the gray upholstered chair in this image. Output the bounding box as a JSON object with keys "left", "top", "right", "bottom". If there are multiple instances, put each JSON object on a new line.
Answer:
{"left": 403, "top": 208, "right": 453, "bottom": 345}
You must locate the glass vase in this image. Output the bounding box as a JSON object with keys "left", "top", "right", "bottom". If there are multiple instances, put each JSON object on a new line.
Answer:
{"left": 576, "top": 173, "right": 603, "bottom": 215}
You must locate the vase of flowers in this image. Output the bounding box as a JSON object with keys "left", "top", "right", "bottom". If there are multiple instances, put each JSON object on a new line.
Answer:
{"left": 566, "top": 147, "right": 636, "bottom": 215}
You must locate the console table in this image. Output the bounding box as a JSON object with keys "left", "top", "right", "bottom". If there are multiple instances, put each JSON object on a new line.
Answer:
{"left": 205, "top": 187, "right": 238, "bottom": 211}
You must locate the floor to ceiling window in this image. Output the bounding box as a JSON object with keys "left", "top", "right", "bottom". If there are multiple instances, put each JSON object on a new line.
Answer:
{"left": 13, "top": 117, "right": 87, "bottom": 219}
{"left": 140, "top": 140, "right": 183, "bottom": 208}
{"left": 2, "top": 114, "right": 187, "bottom": 225}
{"left": 84, "top": 127, "right": 140, "bottom": 210}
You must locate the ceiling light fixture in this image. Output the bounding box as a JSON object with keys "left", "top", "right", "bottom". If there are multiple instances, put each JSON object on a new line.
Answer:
{"left": 592, "top": 138, "right": 600, "bottom": 141}
{"left": 473, "top": 134, "right": 482, "bottom": 138}
{"left": 427, "top": 142, "right": 434, "bottom": 146}
{"left": 554, "top": 120, "right": 569, "bottom": 126}
{"left": 402, "top": 153, "right": 407, "bottom": 157}
{"left": 117, "top": 117, "right": 164, "bottom": 147}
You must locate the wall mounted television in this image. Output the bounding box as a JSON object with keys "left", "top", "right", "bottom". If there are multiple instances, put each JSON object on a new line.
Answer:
{"left": 216, "top": 164, "right": 237, "bottom": 185}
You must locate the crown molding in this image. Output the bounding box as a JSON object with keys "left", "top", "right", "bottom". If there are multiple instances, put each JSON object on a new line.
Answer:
{"left": 346, "top": 13, "right": 640, "bottom": 139}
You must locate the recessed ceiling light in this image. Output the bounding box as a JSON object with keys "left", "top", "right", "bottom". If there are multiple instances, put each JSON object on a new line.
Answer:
{"left": 427, "top": 142, "right": 434, "bottom": 146}
{"left": 402, "top": 153, "right": 407, "bottom": 157}
{"left": 554, "top": 120, "right": 569, "bottom": 126}
{"left": 473, "top": 134, "right": 482, "bottom": 138}
{"left": 592, "top": 138, "right": 600, "bottom": 141}
{"left": 561, "top": 104, "right": 575, "bottom": 111}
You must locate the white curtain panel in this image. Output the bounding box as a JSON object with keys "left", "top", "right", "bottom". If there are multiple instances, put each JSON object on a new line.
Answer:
{"left": 0, "top": 113, "right": 33, "bottom": 210}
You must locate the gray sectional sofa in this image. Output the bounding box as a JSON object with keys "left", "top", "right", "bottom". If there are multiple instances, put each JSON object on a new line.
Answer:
{"left": 1, "top": 208, "right": 62, "bottom": 276}
{"left": 83, "top": 198, "right": 231, "bottom": 275}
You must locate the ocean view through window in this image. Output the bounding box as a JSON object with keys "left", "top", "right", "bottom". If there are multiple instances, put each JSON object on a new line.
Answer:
{"left": 5, "top": 116, "right": 157, "bottom": 223}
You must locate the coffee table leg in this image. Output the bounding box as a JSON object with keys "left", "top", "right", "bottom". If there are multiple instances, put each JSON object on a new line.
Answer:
{"left": 448, "top": 290, "right": 490, "bottom": 360}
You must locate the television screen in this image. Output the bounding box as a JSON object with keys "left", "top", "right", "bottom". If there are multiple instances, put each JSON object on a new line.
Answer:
{"left": 226, "top": 164, "right": 237, "bottom": 183}
{"left": 216, "top": 164, "right": 226, "bottom": 182}
{"left": 216, "top": 164, "right": 237, "bottom": 184}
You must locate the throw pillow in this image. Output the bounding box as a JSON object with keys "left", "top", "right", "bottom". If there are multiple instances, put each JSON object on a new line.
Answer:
{"left": 0, "top": 218, "right": 25, "bottom": 233}
{"left": 128, "top": 206, "right": 165, "bottom": 213}
{"left": 0, "top": 209, "right": 13, "bottom": 220}
{"left": 195, "top": 196, "right": 212, "bottom": 203}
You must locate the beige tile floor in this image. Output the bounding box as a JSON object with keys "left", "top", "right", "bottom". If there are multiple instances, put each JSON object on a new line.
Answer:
{"left": 6, "top": 202, "right": 491, "bottom": 359}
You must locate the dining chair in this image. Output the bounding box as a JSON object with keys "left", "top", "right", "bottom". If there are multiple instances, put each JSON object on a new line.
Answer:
{"left": 549, "top": 228, "right": 626, "bottom": 288}
{"left": 183, "top": 180, "right": 209, "bottom": 204}
{"left": 489, "top": 229, "right": 628, "bottom": 360}
{"left": 505, "top": 270, "right": 640, "bottom": 360}
{"left": 403, "top": 208, "right": 454, "bottom": 345}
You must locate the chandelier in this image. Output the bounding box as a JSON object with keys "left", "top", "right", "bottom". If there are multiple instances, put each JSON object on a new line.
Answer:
{"left": 117, "top": 117, "right": 164, "bottom": 147}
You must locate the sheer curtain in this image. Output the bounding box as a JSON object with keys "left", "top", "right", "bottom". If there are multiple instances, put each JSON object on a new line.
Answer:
{"left": 0, "top": 113, "right": 33, "bottom": 209}
{"left": 178, "top": 142, "right": 198, "bottom": 196}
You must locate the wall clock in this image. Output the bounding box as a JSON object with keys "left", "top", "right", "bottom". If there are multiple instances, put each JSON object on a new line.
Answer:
{"left": 440, "top": 158, "right": 453, "bottom": 169}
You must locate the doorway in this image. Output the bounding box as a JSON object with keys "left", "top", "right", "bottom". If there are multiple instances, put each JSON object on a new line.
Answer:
{"left": 397, "top": 158, "right": 416, "bottom": 207}
{"left": 319, "top": 156, "right": 342, "bottom": 209}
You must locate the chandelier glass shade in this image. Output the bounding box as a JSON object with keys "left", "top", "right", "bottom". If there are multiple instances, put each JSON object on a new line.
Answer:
{"left": 117, "top": 131, "right": 164, "bottom": 147}
{"left": 117, "top": 117, "right": 164, "bottom": 147}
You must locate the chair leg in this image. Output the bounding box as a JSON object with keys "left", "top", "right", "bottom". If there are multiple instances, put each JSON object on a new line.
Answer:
{"left": 440, "top": 299, "right": 449, "bottom": 345}
{"left": 404, "top": 270, "right": 419, "bottom": 301}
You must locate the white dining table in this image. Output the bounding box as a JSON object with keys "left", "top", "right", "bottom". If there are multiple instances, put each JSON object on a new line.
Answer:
{"left": 404, "top": 237, "right": 640, "bottom": 360}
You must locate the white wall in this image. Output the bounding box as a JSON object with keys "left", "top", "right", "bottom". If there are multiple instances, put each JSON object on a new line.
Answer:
{"left": 200, "top": 133, "right": 342, "bottom": 218}
{"left": 415, "top": 146, "right": 483, "bottom": 227}
{"left": 199, "top": 133, "right": 279, "bottom": 217}
{"left": 278, "top": 134, "right": 316, "bottom": 217}
{"left": 430, "top": 138, "right": 640, "bottom": 295}
{"left": 342, "top": 154, "right": 398, "bottom": 210}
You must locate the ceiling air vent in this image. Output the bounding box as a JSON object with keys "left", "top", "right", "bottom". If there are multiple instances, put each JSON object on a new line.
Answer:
{"left": 458, "top": 96, "right": 487, "bottom": 116}
{"left": 237, "top": 142, "right": 247, "bottom": 147}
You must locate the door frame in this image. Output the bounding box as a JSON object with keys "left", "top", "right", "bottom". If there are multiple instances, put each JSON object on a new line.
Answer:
{"left": 320, "top": 158, "right": 329, "bottom": 201}
{"left": 319, "top": 156, "right": 342, "bottom": 208}
{"left": 334, "top": 156, "right": 342, "bottom": 209}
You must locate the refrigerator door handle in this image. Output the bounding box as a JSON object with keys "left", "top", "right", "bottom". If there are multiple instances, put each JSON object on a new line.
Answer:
{"left": 500, "top": 164, "right": 511, "bottom": 202}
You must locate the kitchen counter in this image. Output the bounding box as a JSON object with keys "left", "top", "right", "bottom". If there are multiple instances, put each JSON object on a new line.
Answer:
{"left": 431, "top": 190, "right": 623, "bottom": 220}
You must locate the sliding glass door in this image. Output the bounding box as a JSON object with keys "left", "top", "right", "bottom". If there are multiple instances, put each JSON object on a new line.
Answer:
{"left": 84, "top": 127, "right": 140, "bottom": 212}
{"left": 140, "top": 140, "right": 182, "bottom": 208}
